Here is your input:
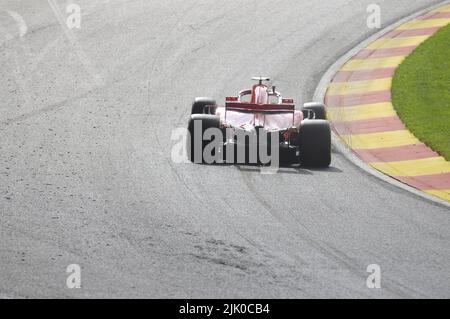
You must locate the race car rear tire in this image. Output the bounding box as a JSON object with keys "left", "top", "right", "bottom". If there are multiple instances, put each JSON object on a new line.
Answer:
{"left": 302, "top": 102, "right": 327, "bottom": 120}
{"left": 191, "top": 97, "right": 217, "bottom": 115}
{"left": 187, "top": 114, "right": 221, "bottom": 163}
{"left": 297, "top": 120, "right": 331, "bottom": 167}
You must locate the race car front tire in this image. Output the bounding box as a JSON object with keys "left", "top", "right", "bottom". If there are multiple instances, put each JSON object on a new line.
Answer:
{"left": 297, "top": 120, "right": 331, "bottom": 167}
{"left": 187, "top": 114, "right": 221, "bottom": 163}
{"left": 191, "top": 97, "right": 217, "bottom": 115}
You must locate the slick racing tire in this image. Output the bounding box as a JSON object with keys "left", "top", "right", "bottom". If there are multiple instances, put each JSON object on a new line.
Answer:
{"left": 302, "top": 102, "right": 327, "bottom": 120}
{"left": 187, "top": 114, "right": 221, "bottom": 163}
{"left": 297, "top": 120, "right": 331, "bottom": 167}
{"left": 191, "top": 97, "right": 217, "bottom": 115}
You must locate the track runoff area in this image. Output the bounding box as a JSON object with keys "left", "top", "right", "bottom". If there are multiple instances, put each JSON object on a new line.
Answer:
{"left": 325, "top": 4, "right": 450, "bottom": 202}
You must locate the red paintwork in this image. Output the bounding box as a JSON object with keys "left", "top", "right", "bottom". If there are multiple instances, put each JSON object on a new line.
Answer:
{"left": 325, "top": 90, "right": 391, "bottom": 107}
{"left": 354, "top": 144, "right": 439, "bottom": 163}
{"left": 333, "top": 116, "right": 405, "bottom": 135}
{"left": 353, "top": 46, "right": 417, "bottom": 59}
{"left": 215, "top": 82, "right": 303, "bottom": 132}
{"left": 225, "top": 103, "right": 294, "bottom": 111}
{"left": 333, "top": 68, "right": 396, "bottom": 82}
{"left": 394, "top": 173, "right": 450, "bottom": 190}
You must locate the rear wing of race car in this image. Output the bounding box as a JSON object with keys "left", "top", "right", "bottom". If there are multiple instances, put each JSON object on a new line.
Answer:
{"left": 223, "top": 102, "right": 297, "bottom": 129}
{"left": 224, "top": 102, "right": 295, "bottom": 113}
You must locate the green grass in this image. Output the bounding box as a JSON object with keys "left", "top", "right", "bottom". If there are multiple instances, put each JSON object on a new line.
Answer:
{"left": 392, "top": 23, "right": 450, "bottom": 161}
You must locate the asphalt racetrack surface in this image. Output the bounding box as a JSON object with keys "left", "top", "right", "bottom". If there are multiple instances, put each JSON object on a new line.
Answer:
{"left": 0, "top": 0, "right": 449, "bottom": 298}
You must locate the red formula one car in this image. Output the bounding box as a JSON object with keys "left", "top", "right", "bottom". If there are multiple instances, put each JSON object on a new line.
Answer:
{"left": 187, "top": 77, "right": 331, "bottom": 167}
